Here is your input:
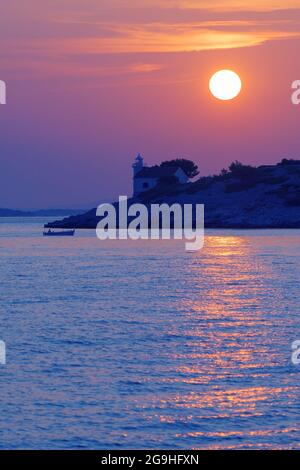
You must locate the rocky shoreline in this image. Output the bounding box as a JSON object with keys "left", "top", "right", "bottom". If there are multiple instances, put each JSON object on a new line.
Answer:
{"left": 45, "top": 160, "right": 300, "bottom": 229}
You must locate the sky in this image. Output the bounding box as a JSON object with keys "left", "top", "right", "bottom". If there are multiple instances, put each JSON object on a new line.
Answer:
{"left": 0, "top": 0, "right": 300, "bottom": 208}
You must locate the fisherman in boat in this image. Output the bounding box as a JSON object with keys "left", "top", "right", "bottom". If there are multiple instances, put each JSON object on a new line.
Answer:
{"left": 43, "top": 228, "right": 75, "bottom": 236}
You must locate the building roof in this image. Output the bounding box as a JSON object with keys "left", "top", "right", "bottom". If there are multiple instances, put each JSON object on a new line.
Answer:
{"left": 135, "top": 166, "right": 183, "bottom": 179}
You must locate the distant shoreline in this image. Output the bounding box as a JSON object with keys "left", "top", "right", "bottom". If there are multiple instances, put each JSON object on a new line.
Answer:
{"left": 0, "top": 208, "right": 85, "bottom": 218}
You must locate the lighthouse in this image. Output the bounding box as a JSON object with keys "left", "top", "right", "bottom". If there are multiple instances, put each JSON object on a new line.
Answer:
{"left": 132, "top": 153, "right": 144, "bottom": 177}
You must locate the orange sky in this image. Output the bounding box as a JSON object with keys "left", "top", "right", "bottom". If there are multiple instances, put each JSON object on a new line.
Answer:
{"left": 2, "top": 1, "right": 300, "bottom": 72}
{"left": 1, "top": 1, "right": 300, "bottom": 207}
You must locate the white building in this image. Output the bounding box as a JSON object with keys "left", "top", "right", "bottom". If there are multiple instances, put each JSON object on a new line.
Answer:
{"left": 132, "top": 154, "right": 189, "bottom": 197}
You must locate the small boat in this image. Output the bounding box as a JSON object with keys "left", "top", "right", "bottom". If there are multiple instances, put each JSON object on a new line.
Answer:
{"left": 43, "top": 229, "right": 75, "bottom": 237}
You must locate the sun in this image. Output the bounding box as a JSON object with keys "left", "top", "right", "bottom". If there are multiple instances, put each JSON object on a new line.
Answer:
{"left": 209, "top": 70, "right": 242, "bottom": 101}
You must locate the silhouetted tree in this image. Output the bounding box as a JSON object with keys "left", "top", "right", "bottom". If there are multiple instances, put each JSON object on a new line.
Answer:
{"left": 220, "top": 168, "right": 228, "bottom": 177}
{"left": 160, "top": 158, "right": 199, "bottom": 179}
{"left": 278, "top": 158, "right": 300, "bottom": 166}
{"left": 229, "top": 161, "right": 257, "bottom": 180}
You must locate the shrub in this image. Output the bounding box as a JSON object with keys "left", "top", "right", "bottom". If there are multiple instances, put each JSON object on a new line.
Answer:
{"left": 278, "top": 158, "right": 300, "bottom": 166}
{"left": 228, "top": 161, "right": 257, "bottom": 180}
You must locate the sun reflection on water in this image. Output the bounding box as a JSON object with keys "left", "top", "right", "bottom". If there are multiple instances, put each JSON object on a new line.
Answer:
{"left": 141, "top": 233, "right": 300, "bottom": 449}
{"left": 1, "top": 222, "right": 300, "bottom": 449}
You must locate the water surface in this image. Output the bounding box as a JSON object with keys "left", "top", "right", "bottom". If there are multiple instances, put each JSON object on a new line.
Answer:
{"left": 0, "top": 218, "right": 300, "bottom": 449}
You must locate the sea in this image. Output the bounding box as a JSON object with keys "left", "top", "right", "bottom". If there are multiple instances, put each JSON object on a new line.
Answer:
{"left": 0, "top": 217, "right": 300, "bottom": 449}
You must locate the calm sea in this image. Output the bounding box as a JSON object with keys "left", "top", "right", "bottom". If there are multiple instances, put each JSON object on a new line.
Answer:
{"left": 0, "top": 217, "right": 300, "bottom": 450}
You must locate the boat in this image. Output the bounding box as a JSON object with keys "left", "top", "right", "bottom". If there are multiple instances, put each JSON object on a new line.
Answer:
{"left": 43, "top": 229, "right": 75, "bottom": 237}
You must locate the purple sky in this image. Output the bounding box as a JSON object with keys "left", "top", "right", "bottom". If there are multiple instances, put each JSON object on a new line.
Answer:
{"left": 1, "top": 1, "right": 300, "bottom": 208}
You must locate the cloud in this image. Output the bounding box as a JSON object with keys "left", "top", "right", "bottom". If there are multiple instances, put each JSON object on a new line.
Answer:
{"left": 178, "top": 1, "right": 300, "bottom": 10}
{"left": 1, "top": 1, "right": 300, "bottom": 79}
{"left": 53, "top": 25, "right": 298, "bottom": 55}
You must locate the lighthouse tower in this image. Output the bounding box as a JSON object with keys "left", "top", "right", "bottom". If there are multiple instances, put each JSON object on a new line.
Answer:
{"left": 132, "top": 153, "right": 144, "bottom": 177}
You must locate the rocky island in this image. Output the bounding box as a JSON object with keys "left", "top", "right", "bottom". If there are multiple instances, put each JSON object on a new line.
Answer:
{"left": 46, "top": 159, "right": 300, "bottom": 229}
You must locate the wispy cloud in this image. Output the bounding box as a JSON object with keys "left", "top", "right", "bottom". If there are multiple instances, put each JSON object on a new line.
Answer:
{"left": 1, "top": 1, "right": 300, "bottom": 78}
{"left": 55, "top": 25, "right": 299, "bottom": 54}
{"left": 178, "top": 1, "right": 300, "bottom": 10}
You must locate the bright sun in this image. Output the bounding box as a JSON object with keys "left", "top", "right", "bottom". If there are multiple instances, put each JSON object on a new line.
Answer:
{"left": 209, "top": 70, "right": 242, "bottom": 101}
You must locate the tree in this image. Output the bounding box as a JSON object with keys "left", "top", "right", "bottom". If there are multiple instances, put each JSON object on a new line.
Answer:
{"left": 228, "top": 160, "right": 257, "bottom": 180}
{"left": 278, "top": 158, "right": 300, "bottom": 166}
{"left": 160, "top": 158, "right": 199, "bottom": 179}
{"left": 220, "top": 168, "right": 228, "bottom": 177}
